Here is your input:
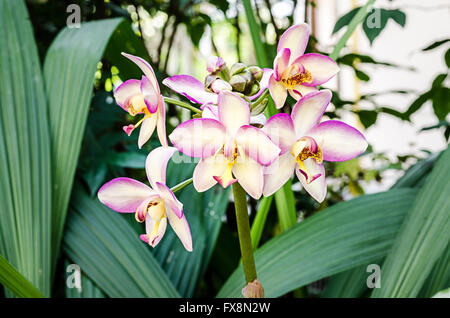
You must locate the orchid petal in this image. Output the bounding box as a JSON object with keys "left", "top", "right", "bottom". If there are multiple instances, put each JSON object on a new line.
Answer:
{"left": 308, "top": 120, "right": 368, "bottom": 162}
{"left": 277, "top": 23, "right": 310, "bottom": 63}
{"left": 138, "top": 115, "right": 157, "bottom": 149}
{"left": 291, "top": 89, "right": 332, "bottom": 137}
{"left": 233, "top": 155, "right": 264, "bottom": 200}
{"left": 156, "top": 96, "right": 168, "bottom": 147}
{"left": 154, "top": 182, "right": 184, "bottom": 219}
{"left": 250, "top": 113, "right": 267, "bottom": 126}
{"left": 294, "top": 53, "right": 339, "bottom": 86}
{"left": 140, "top": 76, "right": 158, "bottom": 113}
{"left": 162, "top": 75, "right": 218, "bottom": 105}
{"left": 288, "top": 85, "right": 317, "bottom": 100}
{"left": 141, "top": 215, "right": 167, "bottom": 247}
{"left": 166, "top": 207, "right": 193, "bottom": 252}
{"left": 201, "top": 103, "right": 219, "bottom": 120}
{"left": 169, "top": 118, "right": 226, "bottom": 158}
{"left": 218, "top": 91, "right": 250, "bottom": 135}
{"left": 145, "top": 146, "right": 177, "bottom": 188}
{"left": 236, "top": 125, "right": 280, "bottom": 166}
{"left": 135, "top": 195, "right": 160, "bottom": 222}
{"left": 114, "top": 79, "right": 141, "bottom": 111}
{"left": 263, "top": 152, "right": 296, "bottom": 196}
{"left": 98, "top": 177, "right": 153, "bottom": 212}
{"left": 274, "top": 48, "right": 291, "bottom": 81}
{"left": 193, "top": 154, "right": 228, "bottom": 192}
{"left": 122, "top": 53, "right": 160, "bottom": 93}
{"left": 268, "top": 74, "right": 288, "bottom": 109}
{"left": 249, "top": 68, "right": 273, "bottom": 101}
{"left": 263, "top": 113, "right": 296, "bottom": 154}
{"left": 295, "top": 159, "right": 326, "bottom": 203}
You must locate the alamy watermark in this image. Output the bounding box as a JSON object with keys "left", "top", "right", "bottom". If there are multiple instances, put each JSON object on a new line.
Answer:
{"left": 66, "top": 4, "right": 81, "bottom": 29}
{"left": 66, "top": 263, "right": 82, "bottom": 292}
{"left": 366, "top": 264, "right": 381, "bottom": 289}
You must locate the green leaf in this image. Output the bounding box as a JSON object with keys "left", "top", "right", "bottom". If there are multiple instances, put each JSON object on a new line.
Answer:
{"left": 217, "top": 188, "right": 417, "bottom": 297}
{"left": 63, "top": 185, "right": 180, "bottom": 298}
{"left": 330, "top": 0, "right": 376, "bottom": 60}
{"left": 422, "top": 38, "right": 450, "bottom": 51}
{"left": 321, "top": 260, "right": 381, "bottom": 298}
{"left": 0, "top": 254, "right": 45, "bottom": 298}
{"left": 107, "top": 152, "right": 147, "bottom": 169}
{"left": 241, "top": 0, "right": 269, "bottom": 67}
{"left": 0, "top": 0, "right": 52, "bottom": 296}
{"left": 43, "top": 18, "right": 136, "bottom": 269}
{"left": 354, "top": 69, "right": 370, "bottom": 81}
{"left": 445, "top": 48, "right": 450, "bottom": 68}
{"left": 323, "top": 151, "right": 442, "bottom": 298}
{"left": 431, "top": 87, "right": 450, "bottom": 121}
{"left": 251, "top": 196, "right": 273, "bottom": 249}
{"left": 371, "top": 147, "right": 450, "bottom": 297}
{"left": 64, "top": 259, "right": 105, "bottom": 298}
{"left": 332, "top": 7, "right": 361, "bottom": 34}
{"left": 274, "top": 180, "right": 297, "bottom": 231}
{"left": 403, "top": 91, "right": 433, "bottom": 120}
{"left": 418, "top": 241, "right": 450, "bottom": 298}
{"left": 362, "top": 9, "right": 407, "bottom": 45}
{"left": 357, "top": 110, "right": 378, "bottom": 128}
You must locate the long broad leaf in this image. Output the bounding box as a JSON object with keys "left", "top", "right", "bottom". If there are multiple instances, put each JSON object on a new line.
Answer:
{"left": 217, "top": 188, "right": 417, "bottom": 297}
{"left": 43, "top": 18, "right": 141, "bottom": 269}
{"left": 322, "top": 151, "right": 441, "bottom": 298}
{"left": 372, "top": 146, "right": 450, "bottom": 297}
{"left": 0, "top": 0, "right": 52, "bottom": 296}
{"left": 63, "top": 185, "right": 180, "bottom": 298}
{"left": 0, "top": 254, "right": 44, "bottom": 298}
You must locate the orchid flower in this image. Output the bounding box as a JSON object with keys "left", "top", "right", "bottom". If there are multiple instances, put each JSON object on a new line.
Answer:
{"left": 269, "top": 24, "right": 340, "bottom": 109}
{"left": 98, "top": 146, "right": 192, "bottom": 251}
{"left": 114, "top": 53, "right": 167, "bottom": 148}
{"left": 169, "top": 91, "right": 280, "bottom": 199}
{"left": 162, "top": 57, "right": 272, "bottom": 105}
{"left": 262, "top": 89, "right": 368, "bottom": 202}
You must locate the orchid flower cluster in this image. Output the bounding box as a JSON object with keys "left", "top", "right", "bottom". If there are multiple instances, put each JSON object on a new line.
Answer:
{"left": 98, "top": 23, "right": 367, "bottom": 253}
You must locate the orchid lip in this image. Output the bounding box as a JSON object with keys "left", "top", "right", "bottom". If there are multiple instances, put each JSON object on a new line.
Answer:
{"left": 291, "top": 136, "right": 323, "bottom": 184}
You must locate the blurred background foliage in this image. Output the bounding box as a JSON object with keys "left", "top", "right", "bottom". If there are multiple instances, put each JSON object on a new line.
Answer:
{"left": 0, "top": 0, "right": 448, "bottom": 298}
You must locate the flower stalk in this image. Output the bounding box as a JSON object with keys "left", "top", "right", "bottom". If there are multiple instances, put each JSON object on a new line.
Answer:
{"left": 163, "top": 96, "right": 202, "bottom": 114}
{"left": 232, "top": 182, "right": 258, "bottom": 285}
{"left": 170, "top": 178, "right": 193, "bottom": 193}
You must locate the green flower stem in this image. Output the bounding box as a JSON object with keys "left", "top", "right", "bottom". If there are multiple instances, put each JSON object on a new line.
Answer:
{"left": 163, "top": 96, "right": 202, "bottom": 114}
{"left": 170, "top": 178, "right": 193, "bottom": 193}
{"left": 251, "top": 89, "right": 269, "bottom": 107}
{"left": 232, "top": 182, "right": 257, "bottom": 283}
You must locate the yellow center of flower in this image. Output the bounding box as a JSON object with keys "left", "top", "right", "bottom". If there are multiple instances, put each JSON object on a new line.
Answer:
{"left": 213, "top": 143, "right": 239, "bottom": 188}
{"left": 280, "top": 64, "right": 313, "bottom": 90}
{"left": 291, "top": 138, "right": 323, "bottom": 183}
{"left": 126, "top": 95, "right": 150, "bottom": 116}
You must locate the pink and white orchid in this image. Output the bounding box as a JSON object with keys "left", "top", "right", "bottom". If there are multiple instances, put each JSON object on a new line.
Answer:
{"left": 162, "top": 58, "right": 272, "bottom": 105}
{"left": 98, "top": 146, "right": 192, "bottom": 251}
{"left": 263, "top": 89, "right": 367, "bottom": 202}
{"left": 169, "top": 91, "right": 280, "bottom": 199}
{"left": 269, "top": 24, "right": 340, "bottom": 109}
{"left": 114, "top": 53, "right": 167, "bottom": 148}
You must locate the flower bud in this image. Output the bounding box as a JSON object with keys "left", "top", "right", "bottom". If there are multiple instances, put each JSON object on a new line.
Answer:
{"left": 210, "top": 79, "right": 232, "bottom": 93}
{"left": 206, "top": 56, "right": 226, "bottom": 74}
{"left": 230, "top": 62, "right": 246, "bottom": 76}
{"left": 242, "top": 279, "right": 264, "bottom": 298}
{"left": 250, "top": 98, "right": 268, "bottom": 116}
{"left": 247, "top": 66, "right": 263, "bottom": 81}
{"left": 204, "top": 74, "right": 218, "bottom": 90}
{"left": 229, "top": 74, "right": 247, "bottom": 92}
{"left": 249, "top": 82, "right": 260, "bottom": 96}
